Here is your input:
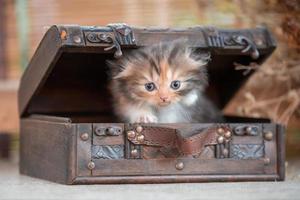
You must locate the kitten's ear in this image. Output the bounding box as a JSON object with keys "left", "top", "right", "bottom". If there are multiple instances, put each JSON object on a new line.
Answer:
{"left": 189, "top": 50, "right": 211, "bottom": 67}
{"left": 106, "top": 60, "right": 125, "bottom": 78}
{"left": 173, "top": 38, "right": 211, "bottom": 66}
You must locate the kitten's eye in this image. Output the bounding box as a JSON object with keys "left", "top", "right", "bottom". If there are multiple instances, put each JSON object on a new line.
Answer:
{"left": 145, "top": 82, "right": 156, "bottom": 91}
{"left": 170, "top": 80, "right": 181, "bottom": 90}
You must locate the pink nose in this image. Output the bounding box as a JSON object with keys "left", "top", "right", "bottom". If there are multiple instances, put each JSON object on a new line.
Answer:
{"left": 160, "top": 96, "right": 169, "bottom": 102}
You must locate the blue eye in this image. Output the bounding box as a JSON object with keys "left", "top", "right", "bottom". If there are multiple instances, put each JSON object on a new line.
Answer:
{"left": 145, "top": 82, "right": 156, "bottom": 91}
{"left": 170, "top": 80, "right": 181, "bottom": 90}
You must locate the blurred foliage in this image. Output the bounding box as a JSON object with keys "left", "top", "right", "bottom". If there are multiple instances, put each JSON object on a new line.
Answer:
{"left": 219, "top": 0, "right": 300, "bottom": 157}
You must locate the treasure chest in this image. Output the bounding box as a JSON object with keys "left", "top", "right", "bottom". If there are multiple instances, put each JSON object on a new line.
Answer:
{"left": 19, "top": 24, "right": 285, "bottom": 184}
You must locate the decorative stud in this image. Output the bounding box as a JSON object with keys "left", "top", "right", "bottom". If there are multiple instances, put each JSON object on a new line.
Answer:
{"left": 80, "top": 132, "right": 89, "bottom": 141}
{"left": 255, "top": 38, "right": 263, "bottom": 46}
{"left": 130, "top": 149, "right": 138, "bottom": 157}
{"left": 251, "top": 50, "right": 260, "bottom": 60}
{"left": 217, "top": 136, "right": 225, "bottom": 144}
{"left": 245, "top": 126, "right": 259, "bottom": 136}
{"left": 245, "top": 126, "right": 252, "bottom": 135}
{"left": 94, "top": 127, "right": 104, "bottom": 136}
{"left": 222, "top": 148, "right": 229, "bottom": 157}
{"left": 234, "top": 126, "right": 244, "bottom": 136}
{"left": 106, "top": 127, "right": 115, "bottom": 135}
{"left": 136, "top": 126, "right": 143, "bottom": 133}
{"left": 175, "top": 161, "right": 184, "bottom": 170}
{"left": 264, "top": 131, "right": 273, "bottom": 141}
{"left": 73, "top": 36, "right": 81, "bottom": 44}
{"left": 127, "top": 131, "right": 136, "bottom": 139}
{"left": 60, "top": 30, "right": 67, "bottom": 40}
{"left": 264, "top": 157, "right": 271, "bottom": 165}
{"left": 65, "top": 123, "right": 72, "bottom": 129}
{"left": 137, "top": 134, "right": 145, "bottom": 142}
{"left": 224, "top": 131, "right": 232, "bottom": 139}
{"left": 87, "top": 161, "right": 95, "bottom": 170}
{"left": 217, "top": 128, "right": 225, "bottom": 135}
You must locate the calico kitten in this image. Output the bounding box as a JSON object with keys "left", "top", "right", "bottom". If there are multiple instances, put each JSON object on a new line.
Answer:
{"left": 107, "top": 39, "right": 222, "bottom": 123}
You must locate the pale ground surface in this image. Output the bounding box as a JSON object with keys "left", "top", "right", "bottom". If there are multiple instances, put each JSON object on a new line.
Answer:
{"left": 0, "top": 153, "right": 300, "bottom": 200}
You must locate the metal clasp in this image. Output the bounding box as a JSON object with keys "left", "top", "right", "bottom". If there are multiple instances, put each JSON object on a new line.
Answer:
{"left": 94, "top": 126, "right": 122, "bottom": 136}
{"left": 226, "top": 35, "right": 260, "bottom": 59}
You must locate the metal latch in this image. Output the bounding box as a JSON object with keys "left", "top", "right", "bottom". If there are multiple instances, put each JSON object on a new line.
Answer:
{"left": 86, "top": 23, "right": 136, "bottom": 58}
{"left": 94, "top": 126, "right": 122, "bottom": 136}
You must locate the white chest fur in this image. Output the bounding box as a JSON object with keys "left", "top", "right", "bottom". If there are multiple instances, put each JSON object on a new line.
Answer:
{"left": 124, "top": 90, "right": 199, "bottom": 123}
{"left": 158, "top": 103, "right": 190, "bottom": 123}
{"left": 157, "top": 90, "right": 199, "bottom": 123}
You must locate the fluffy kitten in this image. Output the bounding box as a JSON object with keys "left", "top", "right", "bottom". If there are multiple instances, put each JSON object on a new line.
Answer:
{"left": 107, "top": 39, "right": 222, "bottom": 123}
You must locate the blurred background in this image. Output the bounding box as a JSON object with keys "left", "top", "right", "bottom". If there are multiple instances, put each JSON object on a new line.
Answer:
{"left": 0, "top": 0, "right": 299, "bottom": 163}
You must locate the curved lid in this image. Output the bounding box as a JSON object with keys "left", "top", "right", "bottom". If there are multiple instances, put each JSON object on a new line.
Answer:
{"left": 18, "top": 24, "right": 276, "bottom": 117}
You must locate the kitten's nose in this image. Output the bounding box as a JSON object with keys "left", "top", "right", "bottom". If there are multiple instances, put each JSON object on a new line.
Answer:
{"left": 160, "top": 96, "right": 169, "bottom": 102}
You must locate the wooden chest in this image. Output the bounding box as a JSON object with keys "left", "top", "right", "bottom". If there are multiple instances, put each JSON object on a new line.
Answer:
{"left": 19, "top": 24, "right": 285, "bottom": 184}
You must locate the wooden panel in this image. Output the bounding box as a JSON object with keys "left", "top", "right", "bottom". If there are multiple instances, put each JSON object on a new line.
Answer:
{"left": 232, "top": 136, "right": 263, "bottom": 144}
{"left": 76, "top": 124, "right": 92, "bottom": 177}
{"left": 92, "top": 159, "right": 265, "bottom": 176}
{"left": 93, "top": 135, "right": 124, "bottom": 146}
{"left": 18, "top": 26, "right": 62, "bottom": 117}
{"left": 20, "top": 117, "right": 75, "bottom": 184}
{"left": 263, "top": 124, "right": 277, "bottom": 175}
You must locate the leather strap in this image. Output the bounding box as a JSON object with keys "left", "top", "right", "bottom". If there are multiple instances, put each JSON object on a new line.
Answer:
{"left": 128, "top": 125, "right": 231, "bottom": 157}
{"left": 176, "top": 127, "right": 219, "bottom": 155}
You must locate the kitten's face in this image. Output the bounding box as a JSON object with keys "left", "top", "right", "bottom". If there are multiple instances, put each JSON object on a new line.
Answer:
{"left": 109, "top": 40, "right": 209, "bottom": 108}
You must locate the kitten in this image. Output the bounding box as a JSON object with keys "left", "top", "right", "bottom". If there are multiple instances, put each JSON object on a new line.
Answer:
{"left": 107, "top": 39, "right": 222, "bottom": 123}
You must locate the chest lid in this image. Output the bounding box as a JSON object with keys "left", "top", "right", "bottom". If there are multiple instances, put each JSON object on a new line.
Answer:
{"left": 18, "top": 24, "right": 276, "bottom": 118}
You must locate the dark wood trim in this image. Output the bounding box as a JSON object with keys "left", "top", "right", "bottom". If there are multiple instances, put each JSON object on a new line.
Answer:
{"left": 18, "top": 25, "right": 63, "bottom": 117}
{"left": 277, "top": 124, "right": 286, "bottom": 181}
{"left": 73, "top": 174, "right": 280, "bottom": 184}
{"left": 29, "top": 114, "right": 72, "bottom": 123}
{"left": 67, "top": 123, "right": 78, "bottom": 184}
{"left": 91, "top": 159, "right": 266, "bottom": 176}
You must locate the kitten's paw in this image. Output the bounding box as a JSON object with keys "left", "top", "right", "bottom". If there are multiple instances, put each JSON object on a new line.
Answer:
{"left": 136, "top": 114, "right": 158, "bottom": 123}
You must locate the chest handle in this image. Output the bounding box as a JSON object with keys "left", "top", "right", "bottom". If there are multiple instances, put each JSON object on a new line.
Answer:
{"left": 127, "top": 125, "right": 232, "bottom": 158}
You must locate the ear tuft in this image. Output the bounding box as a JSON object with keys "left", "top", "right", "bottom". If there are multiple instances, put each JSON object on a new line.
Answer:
{"left": 106, "top": 60, "right": 125, "bottom": 78}
{"left": 189, "top": 50, "right": 211, "bottom": 67}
